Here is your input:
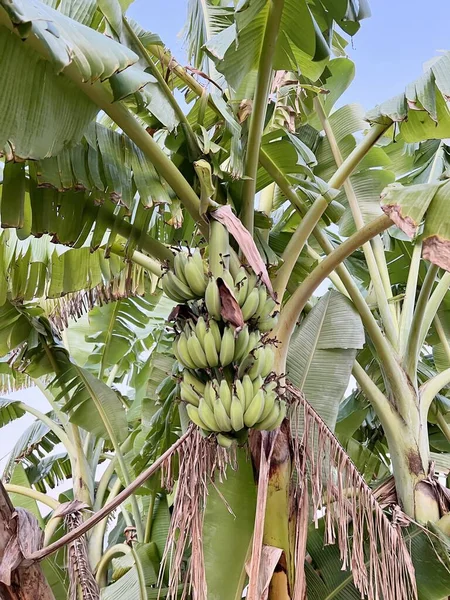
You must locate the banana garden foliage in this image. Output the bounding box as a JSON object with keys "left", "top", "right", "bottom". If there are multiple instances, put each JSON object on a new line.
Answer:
{"left": 1, "top": 0, "right": 450, "bottom": 598}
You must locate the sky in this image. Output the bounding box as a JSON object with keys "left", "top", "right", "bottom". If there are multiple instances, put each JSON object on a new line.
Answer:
{"left": 3, "top": 1, "right": 450, "bottom": 484}
{"left": 127, "top": 0, "right": 450, "bottom": 111}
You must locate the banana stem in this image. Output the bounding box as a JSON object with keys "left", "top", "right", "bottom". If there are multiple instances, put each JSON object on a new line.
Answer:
{"left": 399, "top": 241, "right": 422, "bottom": 356}
{"left": 314, "top": 97, "right": 398, "bottom": 347}
{"left": 405, "top": 264, "right": 439, "bottom": 380}
{"left": 123, "top": 17, "right": 200, "bottom": 157}
{"left": 240, "top": 0, "right": 285, "bottom": 234}
{"left": 435, "top": 314, "right": 450, "bottom": 365}
{"left": 420, "top": 367, "right": 450, "bottom": 415}
{"left": 4, "top": 484, "right": 59, "bottom": 510}
{"left": 276, "top": 215, "right": 392, "bottom": 353}
{"left": 273, "top": 195, "right": 328, "bottom": 300}
{"left": 95, "top": 544, "right": 131, "bottom": 588}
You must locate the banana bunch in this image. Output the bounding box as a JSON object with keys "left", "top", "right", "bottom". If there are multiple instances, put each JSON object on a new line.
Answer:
{"left": 181, "top": 374, "right": 287, "bottom": 446}
{"left": 235, "top": 267, "right": 279, "bottom": 331}
{"left": 161, "top": 250, "right": 208, "bottom": 302}
{"left": 172, "top": 317, "right": 262, "bottom": 370}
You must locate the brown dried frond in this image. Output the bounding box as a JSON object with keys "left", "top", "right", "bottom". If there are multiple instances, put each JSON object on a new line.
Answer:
{"left": 159, "top": 429, "right": 236, "bottom": 600}
{"left": 287, "top": 383, "right": 417, "bottom": 600}
{"left": 64, "top": 510, "right": 100, "bottom": 600}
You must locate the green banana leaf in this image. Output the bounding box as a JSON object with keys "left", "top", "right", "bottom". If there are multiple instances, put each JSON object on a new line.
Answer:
{"left": 287, "top": 290, "right": 364, "bottom": 431}
{"left": 202, "top": 448, "right": 257, "bottom": 600}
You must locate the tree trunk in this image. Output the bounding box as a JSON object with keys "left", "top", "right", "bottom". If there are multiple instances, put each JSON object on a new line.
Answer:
{"left": 0, "top": 482, "right": 55, "bottom": 600}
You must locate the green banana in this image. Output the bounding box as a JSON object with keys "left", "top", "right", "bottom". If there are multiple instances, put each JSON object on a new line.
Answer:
{"left": 235, "top": 379, "right": 246, "bottom": 408}
{"left": 259, "top": 390, "right": 276, "bottom": 421}
{"left": 234, "top": 326, "right": 250, "bottom": 362}
{"left": 230, "top": 396, "right": 244, "bottom": 432}
{"left": 257, "top": 297, "right": 277, "bottom": 321}
{"left": 242, "top": 375, "right": 254, "bottom": 410}
{"left": 183, "top": 371, "right": 205, "bottom": 394}
{"left": 199, "top": 398, "right": 220, "bottom": 431}
{"left": 177, "top": 333, "right": 197, "bottom": 369}
{"left": 266, "top": 401, "right": 287, "bottom": 431}
{"left": 257, "top": 315, "right": 278, "bottom": 333}
{"left": 244, "top": 389, "right": 265, "bottom": 427}
{"left": 186, "top": 404, "right": 210, "bottom": 431}
{"left": 169, "top": 270, "right": 197, "bottom": 300}
{"left": 253, "top": 285, "right": 268, "bottom": 320}
{"left": 255, "top": 401, "right": 280, "bottom": 431}
{"left": 203, "top": 329, "right": 219, "bottom": 367}
{"left": 237, "top": 354, "right": 254, "bottom": 379}
{"left": 265, "top": 380, "right": 278, "bottom": 394}
{"left": 161, "top": 272, "right": 186, "bottom": 303}
{"left": 195, "top": 316, "right": 208, "bottom": 345}
{"left": 219, "top": 379, "right": 232, "bottom": 414}
{"left": 180, "top": 381, "right": 200, "bottom": 407}
{"left": 187, "top": 334, "right": 209, "bottom": 369}
{"left": 204, "top": 381, "right": 215, "bottom": 409}
{"left": 260, "top": 346, "right": 275, "bottom": 378}
{"left": 212, "top": 394, "right": 232, "bottom": 432}
{"left": 241, "top": 287, "right": 260, "bottom": 321}
{"left": 205, "top": 277, "right": 221, "bottom": 320}
{"left": 184, "top": 258, "right": 207, "bottom": 296}
{"left": 221, "top": 269, "right": 235, "bottom": 293}
{"left": 219, "top": 327, "right": 235, "bottom": 367}
{"left": 248, "top": 347, "right": 265, "bottom": 380}
{"left": 209, "top": 319, "right": 222, "bottom": 351}
{"left": 235, "top": 268, "right": 249, "bottom": 305}
{"left": 191, "top": 249, "right": 206, "bottom": 274}
{"left": 217, "top": 433, "right": 234, "bottom": 448}
{"left": 252, "top": 376, "right": 264, "bottom": 396}
{"left": 174, "top": 251, "right": 189, "bottom": 285}
{"left": 245, "top": 331, "right": 261, "bottom": 357}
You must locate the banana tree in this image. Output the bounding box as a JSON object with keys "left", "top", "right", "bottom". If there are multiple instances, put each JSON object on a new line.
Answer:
{"left": 0, "top": 0, "right": 450, "bottom": 598}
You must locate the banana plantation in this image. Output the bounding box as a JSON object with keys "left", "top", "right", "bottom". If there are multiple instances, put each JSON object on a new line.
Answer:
{"left": 1, "top": 0, "right": 450, "bottom": 598}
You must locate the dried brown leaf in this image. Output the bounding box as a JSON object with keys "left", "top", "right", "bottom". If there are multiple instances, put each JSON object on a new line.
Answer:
{"left": 52, "top": 501, "right": 89, "bottom": 519}
{"left": 211, "top": 206, "right": 275, "bottom": 298}
{"left": 288, "top": 384, "right": 417, "bottom": 600}
{"left": 217, "top": 277, "right": 244, "bottom": 329}
{"left": 422, "top": 235, "right": 450, "bottom": 271}
{"left": 245, "top": 545, "right": 282, "bottom": 599}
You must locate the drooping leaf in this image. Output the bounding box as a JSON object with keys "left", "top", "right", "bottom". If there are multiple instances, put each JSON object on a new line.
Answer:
{"left": 366, "top": 52, "right": 450, "bottom": 142}
{"left": 0, "top": 0, "right": 138, "bottom": 159}
{"left": 203, "top": 449, "right": 257, "bottom": 600}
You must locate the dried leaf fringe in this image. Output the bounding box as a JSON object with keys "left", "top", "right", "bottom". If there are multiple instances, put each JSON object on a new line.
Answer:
{"left": 0, "top": 371, "right": 32, "bottom": 394}
{"left": 46, "top": 263, "right": 145, "bottom": 332}
{"left": 159, "top": 429, "right": 236, "bottom": 600}
{"left": 64, "top": 510, "right": 100, "bottom": 600}
{"left": 288, "top": 383, "right": 417, "bottom": 600}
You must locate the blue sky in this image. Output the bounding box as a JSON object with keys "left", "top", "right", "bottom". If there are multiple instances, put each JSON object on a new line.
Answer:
{"left": 128, "top": 0, "right": 450, "bottom": 112}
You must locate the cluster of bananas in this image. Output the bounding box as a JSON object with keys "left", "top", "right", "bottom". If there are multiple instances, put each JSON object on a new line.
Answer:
{"left": 173, "top": 317, "right": 266, "bottom": 370}
{"left": 162, "top": 251, "right": 279, "bottom": 332}
{"left": 180, "top": 373, "right": 286, "bottom": 447}
{"left": 162, "top": 247, "right": 285, "bottom": 445}
{"left": 161, "top": 249, "right": 208, "bottom": 302}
